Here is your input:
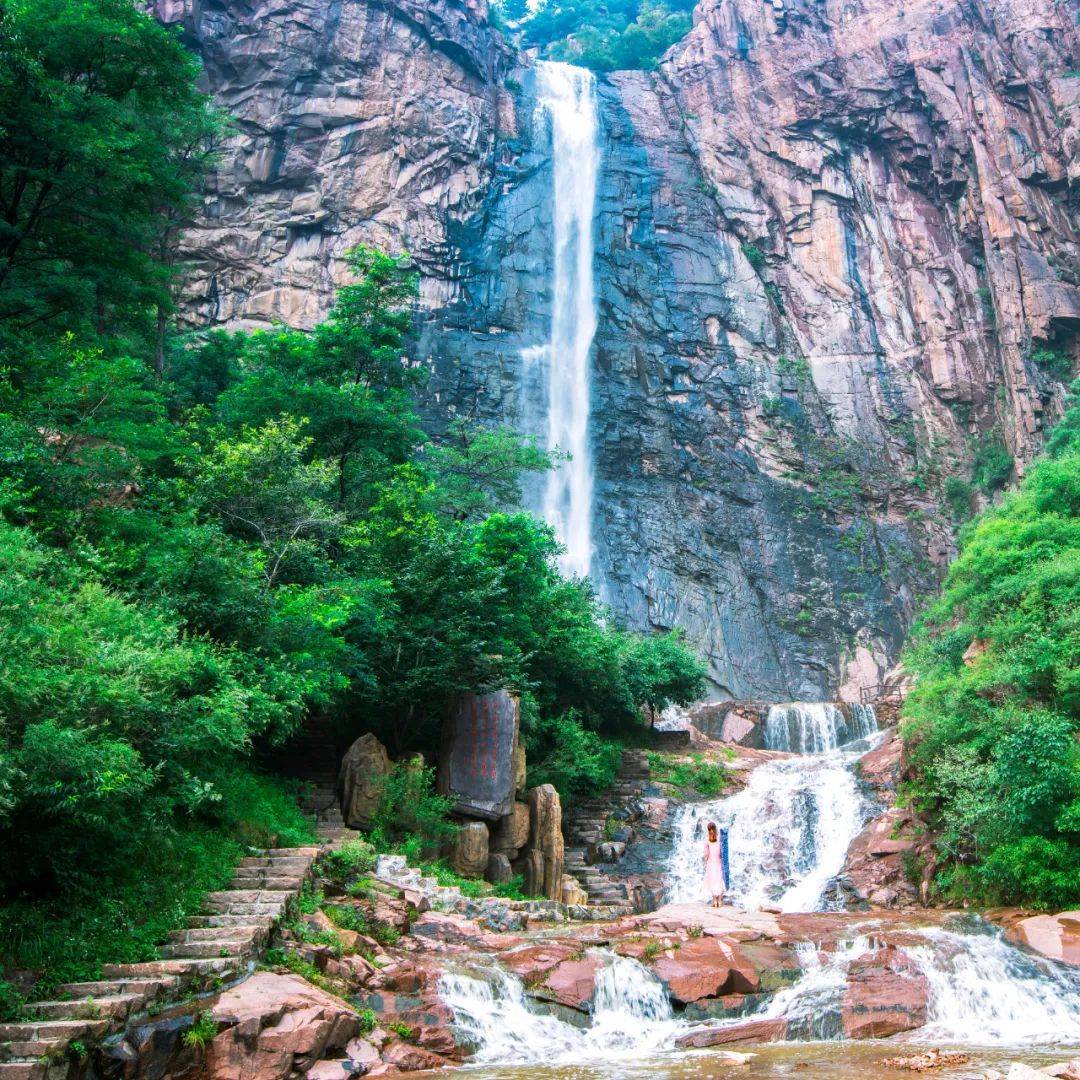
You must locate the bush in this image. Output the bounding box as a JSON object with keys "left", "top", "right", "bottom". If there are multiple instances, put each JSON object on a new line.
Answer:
{"left": 902, "top": 385, "right": 1080, "bottom": 908}
{"left": 367, "top": 762, "right": 458, "bottom": 858}
{"left": 524, "top": 710, "right": 622, "bottom": 802}
{"left": 944, "top": 476, "right": 973, "bottom": 521}
{"left": 971, "top": 434, "right": 1013, "bottom": 493}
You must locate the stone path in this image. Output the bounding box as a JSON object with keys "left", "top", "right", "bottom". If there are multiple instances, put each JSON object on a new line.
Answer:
{"left": 0, "top": 846, "right": 319, "bottom": 1080}
{"left": 563, "top": 749, "right": 650, "bottom": 908}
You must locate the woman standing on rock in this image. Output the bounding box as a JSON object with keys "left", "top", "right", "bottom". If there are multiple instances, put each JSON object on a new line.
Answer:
{"left": 703, "top": 821, "right": 726, "bottom": 908}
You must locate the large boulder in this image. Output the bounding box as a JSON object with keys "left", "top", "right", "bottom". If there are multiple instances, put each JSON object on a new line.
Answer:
{"left": 535, "top": 956, "right": 602, "bottom": 1012}
{"left": 561, "top": 875, "right": 588, "bottom": 906}
{"left": 451, "top": 821, "right": 489, "bottom": 878}
{"left": 526, "top": 784, "right": 564, "bottom": 901}
{"left": 437, "top": 691, "right": 520, "bottom": 820}
{"left": 840, "top": 946, "right": 929, "bottom": 1039}
{"left": 674, "top": 1018, "right": 788, "bottom": 1047}
{"left": 338, "top": 733, "right": 391, "bottom": 830}
{"left": 206, "top": 972, "right": 361, "bottom": 1080}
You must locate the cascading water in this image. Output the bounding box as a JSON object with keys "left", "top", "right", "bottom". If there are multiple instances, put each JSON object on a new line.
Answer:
{"left": 666, "top": 705, "right": 880, "bottom": 910}
{"left": 525, "top": 61, "right": 599, "bottom": 579}
{"left": 907, "top": 928, "right": 1080, "bottom": 1045}
{"left": 764, "top": 702, "right": 878, "bottom": 753}
{"left": 439, "top": 951, "right": 681, "bottom": 1063}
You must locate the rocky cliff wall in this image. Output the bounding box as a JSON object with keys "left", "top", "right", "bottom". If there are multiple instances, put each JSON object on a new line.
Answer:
{"left": 162, "top": 0, "right": 1079, "bottom": 700}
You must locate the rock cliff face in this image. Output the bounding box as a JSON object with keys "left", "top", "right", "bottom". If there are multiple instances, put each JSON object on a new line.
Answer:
{"left": 161, "top": 0, "right": 1079, "bottom": 699}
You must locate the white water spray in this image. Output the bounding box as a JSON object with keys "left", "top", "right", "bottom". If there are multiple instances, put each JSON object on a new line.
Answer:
{"left": 906, "top": 928, "right": 1080, "bottom": 1045}
{"left": 439, "top": 951, "right": 680, "bottom": 1063}
{"left": 527, "top": 61, "right": 599, "bottom": 579}
{"left": 666, "top": 706, "right": 879, "bottom": 910}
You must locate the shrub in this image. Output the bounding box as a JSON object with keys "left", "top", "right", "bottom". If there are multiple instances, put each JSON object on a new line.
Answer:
{"left": 902, "top": 385, "right": 1080, "bottom": 908}
{"left": 971, "top": 434, "right": 1013, "bottom": 493}
{"left": 741, "top": 243, "right": 767, "bottom": 271}
{"left": 367, "top": 762, "right": 458, "bottom": 858}
{"left": 944, "top": 476, "right": 973, "bottom": 521}
{"left": 524, "top": 710, "right": 622, "bottom": 801}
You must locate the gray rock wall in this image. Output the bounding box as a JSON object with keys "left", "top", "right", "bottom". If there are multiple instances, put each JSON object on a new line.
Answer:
{"left": 164, "top": 0, "right": 1080, "bottom": 700}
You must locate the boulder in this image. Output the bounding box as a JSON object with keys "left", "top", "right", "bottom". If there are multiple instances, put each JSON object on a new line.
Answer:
{"left": 674, "top": 1018, "right": 788, "bottom": 1048}
{"left": 501, "top": 942, "right": 577, "bottom": 983}
{"left": 517, "top": 848, "right": 545, "bottom": 898}
{"left": 526, "top": 784, "right": 564, "bottom": 901}
{"left": 561, "top": 875, "right": 588, "bottom": 906}
{"left": 840, "top": 946, "right": 929, "bottom": 1039}
{"left": 994, "top": 911, "right": 1080, "bottom": 966}
{"left": 381, "top": 1039, "right": 450, "bottom": 1071}
{"left": 339, "top": 733, "right": 391, "bottom": 830}
{"left": 537, "top": 956, "right": 602, "bottom": 1011}
{"left": 650, "top": 937, "right": 760, "bottom": 1004}
{"left": 206, "top": 972, "right": 360, "bottom": 1080}
{"left": 450, "top": 822, "right": 489, "bottom": 878}
{"left": 437, "top": 691, "right": 520, "bottom": 820}
{"left": 486, "top": 853, "right": 512, "bottom": 885}
{"left": 491, "top": 801, "right": 530, "bottom": 856}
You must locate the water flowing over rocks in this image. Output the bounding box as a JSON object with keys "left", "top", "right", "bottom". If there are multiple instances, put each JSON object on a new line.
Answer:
{"left": 160, "top": 0, "right": 1079, "bottom": 700}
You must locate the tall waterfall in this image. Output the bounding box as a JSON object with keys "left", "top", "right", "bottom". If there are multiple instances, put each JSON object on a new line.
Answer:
{"left": 666, "top": 705, "right": 879, "bottom": 910}
{"left": 528, "top": 61, "right": 599, "bottom": 579}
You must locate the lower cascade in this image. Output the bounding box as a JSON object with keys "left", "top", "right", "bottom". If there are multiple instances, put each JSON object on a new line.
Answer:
{"left": 438, "top": 930, "right": 1080, "bottom": 1064}
{"left": 438, "top": 952, "right": 681, "bottom": 1062}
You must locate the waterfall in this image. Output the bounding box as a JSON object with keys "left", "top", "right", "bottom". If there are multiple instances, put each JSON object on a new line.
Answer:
{"left": 439, "top": 951, "right": 680, "bottom": 1063}
{"left": 666, "top": 705, "right": 879, "bottom": 910}
{"left": 906, "top": 928, "right": 1080, "bottom": 1045}
{"left": 527, "top": 61, "right": 599, "bottom": 579}
{"left": 764, "top": 702, "right": 878, "bottom": 753}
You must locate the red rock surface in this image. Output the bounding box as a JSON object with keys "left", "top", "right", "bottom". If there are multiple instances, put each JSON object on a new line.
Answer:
{"left": 840, "top": 946, "right": 930, "bottom": 1039}
{"left": 674, "top": 1018, "right": 789, "bottom": 1048}
{"left": 648, "top": 936, "right": 760, "bottom": 1004}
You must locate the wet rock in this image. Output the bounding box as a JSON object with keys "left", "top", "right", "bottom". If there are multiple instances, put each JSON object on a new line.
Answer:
{"left": 339, "top": 734, "right": 392, "bottom": 830}
{"left": 438, "top": 691, "right": 520, "bottom": 821}
{"left": 535, "top": 956, "right": 602, "bottom": 1012}
{"left": 450, "top": 822, "right": 489, "bottom": 878}
{"left": 674, "top": 1018, "right": 788, "bottom": 1047}
{"left": 840, "top": 946, "right": 929, "bottom": 1038}
{"left": 649, "top": 937, "right": 760, "bottom": 1004}
{"left": 381, "top": 1039, "right": 451, "bottom": 1071}
{"left": 992, "top": 910, "right": 1080, "bottom": 966}
{"left": 501, "top": 942, "right": 577, "bottom": 983}
{"left": 879, "top": 1049, "right": 972, "bottom": 1071}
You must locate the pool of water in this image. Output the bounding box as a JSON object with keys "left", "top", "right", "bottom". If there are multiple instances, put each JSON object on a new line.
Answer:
{"left": 446, "top": 1040, "right": 1068, "bottom": 1079}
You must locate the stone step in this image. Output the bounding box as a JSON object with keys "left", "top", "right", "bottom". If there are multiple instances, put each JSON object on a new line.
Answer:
{"left": 0, "top": 1062, "right": 49, "bottom": 1080}
{"left": 186, "top": 914, "right": 275, "bottom": 930}
{"left": 205, "top": 901, "right": 288, "bottom": 919}
{"left": 238, "top": 856, "right": 312, "bottom": 870}
{"left": 26, "top": 995, "right": 142, "bottom": 1022}
{"left": 158, "top": 938, "right": 252, "bottom": 960}
{"left": 202, "top": 890, "right": 292, "bottom": 910}
{"left": 166, "top": 925, "right": 266, "bottom": 944}
{"left": 101, "top": 958, "right": 239, "bottom": 980}
{"left": 54, "top": 977, "right": 180, "bottom": 1000}
{"left": 229, "top": 870, "right": 307, "bottom": 889}
{"left": 0, "top": 1020, "right": 110, "bottom": 1043}
{"left": 0, "top": 1039, "right": 66, "bottom": 1062}
{"left": 249, "top": 847, "right": 320, "bottom": 858}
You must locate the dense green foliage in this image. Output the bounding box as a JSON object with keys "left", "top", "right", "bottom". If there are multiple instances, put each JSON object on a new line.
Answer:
{"left": 902, "top": 387, "right": 1080, "bottom": 908}
{"left": 496, "top": 0, "right": 696, "bottom": 71}
{"left": 0, "top": 0, "right": 706, "bottom": 993}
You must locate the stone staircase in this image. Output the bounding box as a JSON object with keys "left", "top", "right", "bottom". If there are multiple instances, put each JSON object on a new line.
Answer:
{"left": 0, "top": 846, "right": 319, "bottom": 1080}
{"left": 562, "top": 749, "right": 650, "bottom": 908}
{"left": 273, "top": 717, "right": 353, "bottom": 846}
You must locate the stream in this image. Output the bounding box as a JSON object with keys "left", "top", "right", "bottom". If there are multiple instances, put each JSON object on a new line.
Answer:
{"left": 437, "top": 698, "right": 1080, "bottom": 1074}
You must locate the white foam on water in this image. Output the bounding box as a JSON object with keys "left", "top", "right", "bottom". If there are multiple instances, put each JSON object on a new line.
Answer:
{"left": 906, "top": 927, "right": 1080, "bottom": 1045}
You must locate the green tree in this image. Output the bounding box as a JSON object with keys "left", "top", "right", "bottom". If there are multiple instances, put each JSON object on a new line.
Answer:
{"left": 0, "top": 0, "right": 218, "bottom": 353}
{"left": 902, "top": 384, "right": 1080, "bottom": 908}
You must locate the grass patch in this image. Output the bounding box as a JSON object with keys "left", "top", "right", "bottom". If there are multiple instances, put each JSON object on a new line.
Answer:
{"left": 647, "top": 751, "right": 730, "bottom": 797}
